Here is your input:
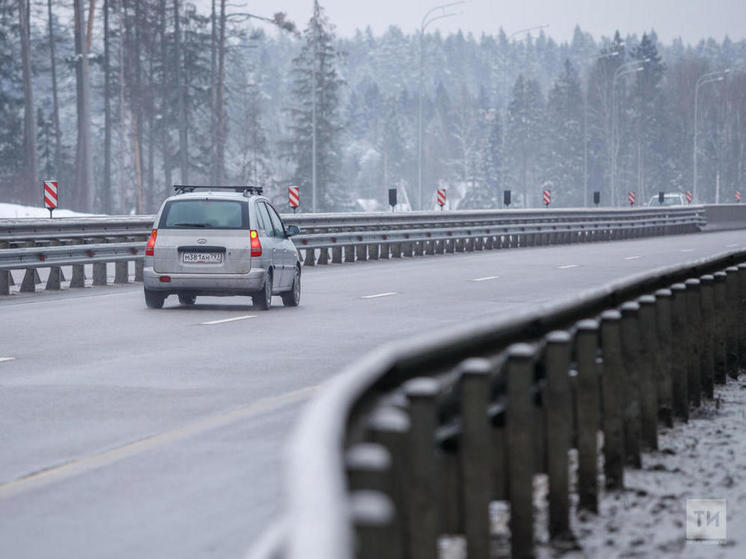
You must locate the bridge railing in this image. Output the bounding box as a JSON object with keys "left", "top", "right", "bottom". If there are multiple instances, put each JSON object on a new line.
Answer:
{"left": 263, "top": 249, "right": 745, "bottom": 559}
{"left": 0, "top": 207, "right": 704, "bottom": 295}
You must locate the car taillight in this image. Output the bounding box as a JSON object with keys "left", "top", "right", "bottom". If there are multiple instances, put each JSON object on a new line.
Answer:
{"left": 250, "top": 230, "right": 262, "bottom": 257}
{"left": 145, "top": 229, "right": 157, "bottom": 256}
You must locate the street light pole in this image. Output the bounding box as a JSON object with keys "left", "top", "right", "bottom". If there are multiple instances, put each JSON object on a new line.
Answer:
{"left": 610, "top": 59, "right": 646, "bottom": 206}
{"left": 417, "top": 2, "right": 465, "bottom": 211}
{"left": 693, "top": 69, "right": 729, "bottom": 203}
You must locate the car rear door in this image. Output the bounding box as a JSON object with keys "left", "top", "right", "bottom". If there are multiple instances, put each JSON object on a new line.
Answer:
{"left": 265, "top": 203, "right": 295, "bottom": 289}
{"left": 254, "top": 201, "right": 282, "bottom": 290}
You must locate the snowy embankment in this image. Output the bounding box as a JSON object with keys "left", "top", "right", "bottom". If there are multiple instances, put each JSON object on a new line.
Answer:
{"left": 0, "top": 202, "right": 97, "bottom": 219}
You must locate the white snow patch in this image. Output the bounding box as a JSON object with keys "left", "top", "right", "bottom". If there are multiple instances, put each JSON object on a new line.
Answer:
{"left": 0, "top": 203, "right": 97, "bottom": 219}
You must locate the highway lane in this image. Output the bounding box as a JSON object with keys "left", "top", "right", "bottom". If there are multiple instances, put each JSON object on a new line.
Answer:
{"left": 0, "top": 230, "right": 745, "bottom": 558}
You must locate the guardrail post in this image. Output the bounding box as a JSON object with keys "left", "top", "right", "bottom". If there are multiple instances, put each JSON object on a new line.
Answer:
{"left": 356, "top": 244, "right": 367, "bottom": 262}
{"left": 347, "top": 443, "right": 392, "bottom": 495}
{"left": 92, "top": 238, "right": 108, "bottom": 286}
{"left": 654, "top": 289, "right": 674, "bottom": 427}
{"left": 458, "top": 358, "right": 491, "bottom": 559}
{"left": 619, "top": 302, "right": 643, "bottom": 466}
{"left": 391, "top": 242, "right": 401, "bottom": 259}
{"left": 344, "top": 245, "right": 355, "bottom": 263}
{"left": 738, "top": 264, "right": 746, "bottom": 369}
{"left": 600, "top": 310, "right": 625, "bottom": 489}
{"left": 0, "top": 269, "right": 8, "bottom": 296}
{"left": 115, "top": 260, "right": 129, "bottom": 284}
{"left": 380, "top": 242, "right": 391, "bottom": 259}
{"left": 713, "top": 271, "right": 729, "bottom": 381}
{"left": 304, "top": 248, "right": 316, "bottom": 266}
{"left": 725, "top": 266, "right": 740, "bottom": 378}
{"left": 318, "top": 247, "right": 330, "bottom": 265}
{"left": 544, "top": 331, "right": 573, "bottom": 540}
{"left": 575, "top": 319, "right": 600, "bottom": 512}
{"left": 332, "top": 246, "right": 343, "bottom": 264}
{"left": 699, "top": 275, "right": 716, "bottom": 397}
{"left": 506, "top": 343, "right": 536, "bottom": 559}
{"left": 45, "top": 239, "right": 63, "bottom": 290}
{"left": 669, "top": 283, "right": 689, "bottom": 421}
{"left": 403, "top": 240, "right": 414, "bottom": 257}
{"left": 351, "top": 491, "right": 398, "bottom": 559}
{"left": 636, "top": 295, "right": 659, "bottom": 450}
{"left": 404, "top": 378, "right": 440, "bottom": 559}
{"left": 369, "top": 243, "right": 380, "bottom": 260}
{"left": 367, "top": 407, "right": 410, "bottom": 556}
{"left": 684, "top": 279, "right": 702, "bottom": 407}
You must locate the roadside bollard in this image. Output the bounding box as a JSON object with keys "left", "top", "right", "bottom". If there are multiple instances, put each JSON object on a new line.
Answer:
{"left": 544, "top": 331, "right": 573, "bottom": 539}
{"left": 575, "top": 319, "right": 600, "bottom": 512}
{"left": 699, "top": 275, "right": 716, "bottom": 397}
{"left": 458, "top": 358, "right": 492, "bottom": 559}
{"left": 600, "top": 310, "right": 625, "bottom": 489}
{"left": 725, "top": 267, "right": 740, "bottom": 376}
{"left": 669, "top": 283, "right": 689, "bottom": 421}
{"left": 506, "top": 344, "right": 536, "bottom": 559}
{"left": 367, "top": 407, "right": 410, "bottom": 556}
{"left": 713, "top": 272, "right": 728, "bottom": 381}
{"left": 654, "top": 289, "right": 674, "bottom": 427}
{"left": 684, "top": 279, "right": 703, "bottom": 407}
{"left": 619, "top": 302, "right": 643, "bottom": 466}
{"left": 404, "top": 378, "right": 440, "bottom": 559}
{"left": 351, "top": 490, "right": 398, "bottom": 559}
{"left": 636, "top": 295, "right": 659, "bottom": 450}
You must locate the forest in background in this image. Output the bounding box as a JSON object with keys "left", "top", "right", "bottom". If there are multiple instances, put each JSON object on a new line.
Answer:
{"left": 1, "top": 0, "right": 745, "bottom": 213}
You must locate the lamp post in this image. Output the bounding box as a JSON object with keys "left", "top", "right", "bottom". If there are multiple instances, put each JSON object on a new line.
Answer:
{"left": 693, "top": 69, "right": 729, "bottom": 203}
{"left": 610, "top": 59, "right": 646, "bottom": 206}
{"left": 417, "top": 2, "right": 465, "bottom": 211}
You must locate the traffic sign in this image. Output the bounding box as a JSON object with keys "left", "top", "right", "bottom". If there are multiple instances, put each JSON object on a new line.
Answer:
{"left": 543, "top": 189, "right": 551, "bottom": 207}
{"left": 288, "top": 186, "right": 299, "bottom": 211}
{"left": 437, "top": 188, "right": 446, "bottom": 208}
{"left": 43, "top": 180, "right": 58, "bottom": 218}
{"left": 686, "top": 191, "right": 693, "bottom": 204}
{"left": 628, "top": 192, "right": 636, "bottom": 206}
{"left": 736, "top": 191, "right": 742, "bottom": 203}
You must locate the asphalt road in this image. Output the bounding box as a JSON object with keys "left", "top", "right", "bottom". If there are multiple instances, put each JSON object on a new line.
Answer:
{"left": 1, "top": 230, "right": 745, "bottom": 559}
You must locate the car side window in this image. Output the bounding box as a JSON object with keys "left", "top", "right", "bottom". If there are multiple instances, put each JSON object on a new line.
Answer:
{"left": 265, "top": 204, "right": 286, "bottom": 238}
{"left": 255, "top": 202, "right": 272, "bottom": 235}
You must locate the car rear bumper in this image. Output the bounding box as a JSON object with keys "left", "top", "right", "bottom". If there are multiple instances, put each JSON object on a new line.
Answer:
{"left": 143, "top": 266, "right": 265, "bottom": 294}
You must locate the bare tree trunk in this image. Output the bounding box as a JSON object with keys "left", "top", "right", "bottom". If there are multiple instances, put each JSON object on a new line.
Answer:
{"left": 73, "top": 0, "right": 93, "bottom": 210}
{"left": 216, "top": 0, "right": 227, "bottom": 185}
{"left": 103, "top": 0, "right": 112, "bottom": 212}
{"left": 47, "top": 0, "right": 62, "bottom": 176}
{"left": 159, "top": 0, "right": 172, "bottom": 194}
{"left": 173, "top": 0, "right": 188, "bottom": 183}
{"left": 209, "top": 0, "right": 217, "bottom": 184}
{"left": 118, "top": 0, "right": 126, "bottom": 211}
{"left": 86, "top": 0, "right": 96, "bottom": 52}
{"left": 19, "top": 0, "right": 37, "bottom": 201}
{"left": 134, "top": 0, "right": 144, "bottom": 213}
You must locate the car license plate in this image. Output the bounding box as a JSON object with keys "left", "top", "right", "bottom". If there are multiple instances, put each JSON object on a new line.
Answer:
{"left": 183, "top": 251, "right": 223, "bottom": 264}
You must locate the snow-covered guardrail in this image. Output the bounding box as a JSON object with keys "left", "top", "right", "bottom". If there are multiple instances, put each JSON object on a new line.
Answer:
{"left": 260, "top": 249, "right": 746, "bottom": 559}
{"left": 0, "top": 207, "right": 704, "bottom": 295}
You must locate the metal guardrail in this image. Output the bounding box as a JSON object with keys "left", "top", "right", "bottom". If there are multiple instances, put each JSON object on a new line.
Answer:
{"left": 0, "top": 207, "right": 704, "bottom": 295}
{"left": 266, "top": 249, "right": 746, "bottom": 559}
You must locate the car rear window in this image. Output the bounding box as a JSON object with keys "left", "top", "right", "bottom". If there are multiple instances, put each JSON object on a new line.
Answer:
{"left": 159, "top": 200, "right": 248, "bottom": 229}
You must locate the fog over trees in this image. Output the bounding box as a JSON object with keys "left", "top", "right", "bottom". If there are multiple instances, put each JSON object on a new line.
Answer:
{"left": 1, "top": 1, "right": 744, "bottom": 213}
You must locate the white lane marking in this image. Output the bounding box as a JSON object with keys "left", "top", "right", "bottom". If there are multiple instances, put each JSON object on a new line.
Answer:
{"left": 624, "top": 256, "right": 641, "bottom": 260}
{"left": 680, "top": 248, "right": 695, "bottom": 253}
{"left": 558, "top": 264, "right": 579, "bottom": 269}
{"left": 0, "top": 385, "right": 320, "bottom": 500}
{"left": 0, "top": 357, "right": 16, "bottom": 364}
{"left": 361, "top": 292, "right": 397, "bottom": 299}
{"left": 725, "top": 243, "right": 739, "bottom": 248}
{"left": 201, "top": 315, "right": 256, "bottom": 325}
{"left": 471, "top": 276, "right": 500, "bottom": 282}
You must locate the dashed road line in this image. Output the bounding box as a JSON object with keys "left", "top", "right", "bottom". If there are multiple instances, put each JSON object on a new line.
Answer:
{"left": 725, "top": 243, "right": 739, "bottom": 248}
{"left": 680, "top": 248, "right": 695, "bottom": 253}
{"left": 201, "top": 315, "right": 256, "bottom": 325}
{"left": 624, "top": 256, "right": 641, "bottom": 260}
{"left": 471, "top": 276, "right": 500, "bottom": 282}
{"left": 0, "top": 385, "right": 319, "bottom": 500}
{"left": 361, "top": 292, "right": 398, "bottom": 299}
{"left": 558, "top": 264, "right": 579, "bottom": 269}
{"left": 0, "top": 357, "right": 16, "bottom": 364}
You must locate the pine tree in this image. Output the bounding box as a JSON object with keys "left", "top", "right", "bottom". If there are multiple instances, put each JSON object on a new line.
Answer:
{"left": 0, "top": 4, "right": 23, "bottom": 195}
{"left": 288, "top": 0, "right": 346, "bottom": 211}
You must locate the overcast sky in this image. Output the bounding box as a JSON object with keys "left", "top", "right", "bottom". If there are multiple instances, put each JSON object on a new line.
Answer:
{"left": 195, "top": 0, "right": 745, "bottom": 44}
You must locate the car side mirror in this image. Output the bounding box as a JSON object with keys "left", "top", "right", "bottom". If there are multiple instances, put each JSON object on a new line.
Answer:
{"left": 286, "top": 224, "right": 300, "bottom": 237}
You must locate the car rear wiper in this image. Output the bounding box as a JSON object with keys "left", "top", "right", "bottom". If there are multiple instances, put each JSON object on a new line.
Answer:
{"left": 171, "top": 222, "right": 208, "bottom": 228}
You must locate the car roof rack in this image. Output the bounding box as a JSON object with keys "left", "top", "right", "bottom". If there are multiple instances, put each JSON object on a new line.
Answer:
{"left": 173, "top": 185, "right": 263, "bottom": 196}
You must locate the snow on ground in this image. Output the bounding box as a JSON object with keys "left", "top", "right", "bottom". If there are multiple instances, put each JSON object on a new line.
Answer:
{"left": 0, "top": 202, "right": 97, "bottom": 219}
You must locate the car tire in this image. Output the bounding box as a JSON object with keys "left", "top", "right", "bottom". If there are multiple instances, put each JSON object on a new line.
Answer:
{"left": 254, "top": 270, "right": 272, "bottom": 310}
{"left": 281, "top": 267, "right": 301, "bottom": 307}
{"left": 144, "top": 289, "right": 165, "bottom": 309}
{"left": 178, "top": 294, "right": 196, "bottom": 306}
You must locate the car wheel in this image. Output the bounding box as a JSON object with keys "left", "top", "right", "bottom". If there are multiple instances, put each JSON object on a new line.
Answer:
{"left": 254, "top": 270, "right": 272, "bottom": 310}
{"left": 178, "top": 294, "right": 196, "bottom": 306}
{"left": 281, "top": 267, "right": 301, "bottom": 307}
{"left": 144, "top": 288, "right": 165, "bottom": 309}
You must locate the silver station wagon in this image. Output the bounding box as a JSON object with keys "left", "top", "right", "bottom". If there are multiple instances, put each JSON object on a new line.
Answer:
{"left": 143, "top": 186, "right": 301, "bottom": 310}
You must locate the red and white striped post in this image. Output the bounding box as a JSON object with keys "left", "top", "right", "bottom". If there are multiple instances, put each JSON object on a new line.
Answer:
{"left": 437, "top": 188, "right": 446, "bottom": 210}
{"left": 628, "top": 192, "right": 636, "bottom": 207}
{"left": 543, "top": 189, "right": 551, "bottom": 208}
{"left": 685, "top": 191, "right": 693, "bottom": 204}
{"left": 288, "top": 186, "right": 299, "bottom": 213}
{"left": 736, "top": 191, "right": 742, "bottom": 203}
{"left": 43, "top": 180, "right": 58, "bottom": 218}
